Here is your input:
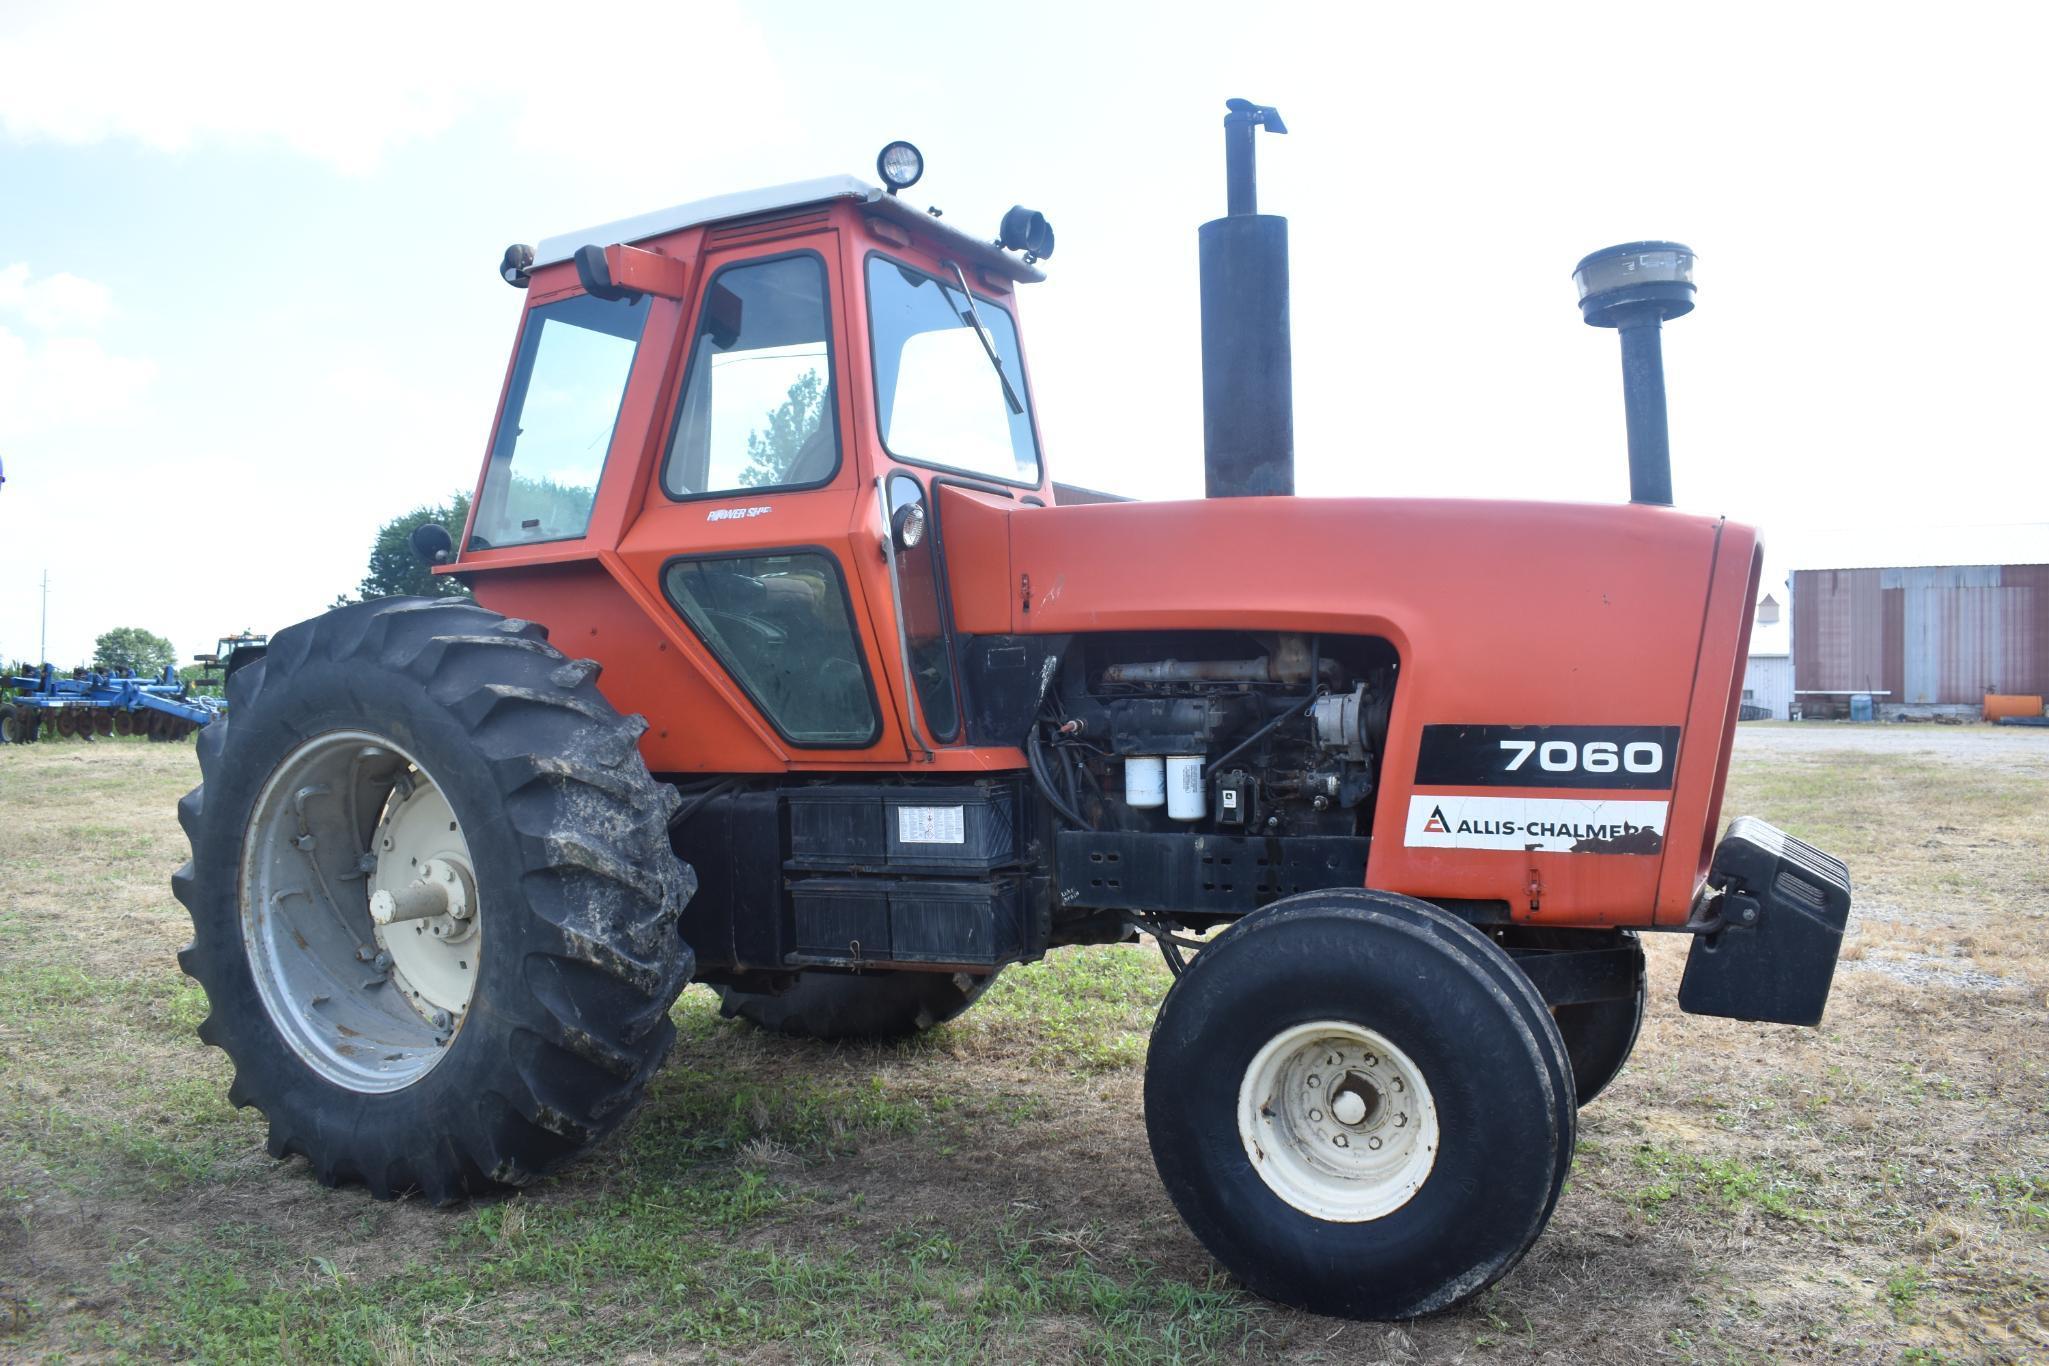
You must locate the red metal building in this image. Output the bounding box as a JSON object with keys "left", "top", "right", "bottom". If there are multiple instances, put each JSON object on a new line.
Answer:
{"left": 1793, "top": 558, "right": 2049, "bottom": 714}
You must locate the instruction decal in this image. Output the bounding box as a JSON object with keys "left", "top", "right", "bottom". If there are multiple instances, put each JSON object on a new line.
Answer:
{"left": 898, "top": 805, "right": 966, "bottom": 845}
{"left": 1404, "top": 795, "right": 1667, "bottom": 854}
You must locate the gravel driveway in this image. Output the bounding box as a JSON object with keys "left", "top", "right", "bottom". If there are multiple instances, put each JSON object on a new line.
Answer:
{"left": 1734, "top": 720, "right": 2049, "bottom": 774}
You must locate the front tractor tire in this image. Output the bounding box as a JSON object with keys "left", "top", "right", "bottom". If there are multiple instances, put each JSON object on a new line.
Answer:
{"left": 1145, "top": 889, "right": 1576, "bottom": 1321}
{"left": 173, "top": 597, "right": 696, "bottom": 1201}
{"left": 715, "top": 969, "right": 999, "bottom": 1040}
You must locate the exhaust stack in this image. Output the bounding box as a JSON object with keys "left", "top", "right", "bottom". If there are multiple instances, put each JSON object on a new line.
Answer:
{"left": 1199, "top": 99, "right": 1293, "bottom": 498}
{"left": 1574, "top": 242, "right": 1697, "bottom": 506}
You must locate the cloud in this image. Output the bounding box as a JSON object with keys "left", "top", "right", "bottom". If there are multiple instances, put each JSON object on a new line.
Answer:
{"left": 0, "top": 262, "right": 114, "bottom": 331}
{"left": 0, "top": 2, "right": 791, "bottom": 176}
{"left": 0, "top": 328, "right": 157, "bottom": 442}
{"left": 0, "top": 266, "right": 152, "bottom": 441}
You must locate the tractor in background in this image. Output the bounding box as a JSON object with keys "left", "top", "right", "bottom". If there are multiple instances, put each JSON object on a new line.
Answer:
{"left": 188, "top": 632, "right": 269, "bottom": 692}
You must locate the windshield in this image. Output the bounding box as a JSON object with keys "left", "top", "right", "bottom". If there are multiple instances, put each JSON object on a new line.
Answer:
{"left": 471, "top": 293, "right": 650, "bottom": 548}
{"left": 866, "top": 256, "right": 1040, "bottom": 486}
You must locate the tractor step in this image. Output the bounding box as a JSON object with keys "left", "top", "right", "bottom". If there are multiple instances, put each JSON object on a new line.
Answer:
{"left": 790, "top": 876, "right": 1029, "bottom": 969}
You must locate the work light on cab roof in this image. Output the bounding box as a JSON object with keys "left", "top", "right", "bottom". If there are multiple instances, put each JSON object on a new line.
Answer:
{"left": 876, "top": 139, "right": 924, "bottom": 192}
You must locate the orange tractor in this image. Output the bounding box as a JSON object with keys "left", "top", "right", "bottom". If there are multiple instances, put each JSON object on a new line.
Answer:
{"left": 175, "top": 104, "right": 1850, "bottom": 1319}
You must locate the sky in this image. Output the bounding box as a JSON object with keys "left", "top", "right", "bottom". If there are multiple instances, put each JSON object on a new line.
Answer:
{"left": 2, "top": 1, "right": 2044, "bottom": 666}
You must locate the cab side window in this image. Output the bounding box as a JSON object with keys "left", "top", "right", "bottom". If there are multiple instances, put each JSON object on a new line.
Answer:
{"left": 471, "top": 293, "right": 651, "bottom": 548}
{"left": 663, "top": 551, "right": 879, "bottom": 746}
{"left": 662, "top": 253, "right": 839, "bottom": 499}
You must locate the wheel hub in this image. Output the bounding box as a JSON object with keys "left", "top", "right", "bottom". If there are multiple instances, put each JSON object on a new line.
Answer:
{"left": 1329, "top": 1076, "right": 1378, "bottom": 1127}
{"left": 1238, "top": 1020, "right": 1439, "bottom": 1221}
{"left": 369, "top": 781, "right": 481, "bottom": 1021}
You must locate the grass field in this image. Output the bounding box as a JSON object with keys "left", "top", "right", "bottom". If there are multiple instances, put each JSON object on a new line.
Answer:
{"left": 3, "top": 726, "right": 2046, "bottom": 1362}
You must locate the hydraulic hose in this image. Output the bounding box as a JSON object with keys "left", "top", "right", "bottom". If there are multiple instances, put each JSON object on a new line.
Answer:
{"left": 1027, "top": 728, "right": 1092, "bottom": 830}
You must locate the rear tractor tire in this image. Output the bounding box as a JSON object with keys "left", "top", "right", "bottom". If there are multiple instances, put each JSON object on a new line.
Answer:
{"left": 1144, "top": 889, "right": 1576, "bottom": 1320}
{"left": 174, "top": 596, "right": 697, "bottom": 1201}
{"left": 715, "top": 969, "right": 999, "bottom": 1040}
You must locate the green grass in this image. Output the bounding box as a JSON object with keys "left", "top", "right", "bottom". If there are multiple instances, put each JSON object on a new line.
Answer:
{"left": 1981, "top": 1172, "right": 2049, "bottom": 1230}
{"left": 964, "top": 944, "right": 1163, "bottom": 1072}
{"left": 1627, "top": 1143, "right": 1818, "bottom": 1224}
{"left": 103, "top": 1211, "right": 1259, "bottom": 1363}
{"left": 9, "top": 734, "right": 2049, "bottom": 1361}
{"left": 1885, "top": 1264, "right": 1927, "bottom": 1321}
{"left": 0, "top": 917, "right": 1251, "bottom": 1360}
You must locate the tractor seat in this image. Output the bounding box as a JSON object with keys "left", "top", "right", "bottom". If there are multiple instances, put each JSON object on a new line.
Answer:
{"left": 781, "top": 392, "right": 838, "bottom": 486}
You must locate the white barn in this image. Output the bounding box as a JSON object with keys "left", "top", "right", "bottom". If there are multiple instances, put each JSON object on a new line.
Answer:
{"left": 1742, "top": 593, "right": 1793, "bottom": 720}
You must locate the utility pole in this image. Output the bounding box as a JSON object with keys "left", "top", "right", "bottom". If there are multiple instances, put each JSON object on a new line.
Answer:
{"left": 39, "top": 569, "right": 49, "bottom": 667}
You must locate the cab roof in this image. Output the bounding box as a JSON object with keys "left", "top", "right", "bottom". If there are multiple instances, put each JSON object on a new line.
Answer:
{"left": 533, "top": 175, "right": 1046, "bottom": 284}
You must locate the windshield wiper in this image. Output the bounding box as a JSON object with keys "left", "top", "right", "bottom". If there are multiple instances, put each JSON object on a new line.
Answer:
{"left": 940, "top": 262, "right": 1024, "bottom": 415}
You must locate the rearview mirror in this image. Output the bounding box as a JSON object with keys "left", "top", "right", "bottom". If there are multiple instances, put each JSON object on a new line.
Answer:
{"left": 574, "top": 242, "right": 692, "bottom": 302}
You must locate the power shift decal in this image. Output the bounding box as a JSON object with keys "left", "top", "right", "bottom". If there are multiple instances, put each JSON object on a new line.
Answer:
{"left": 1404, "top": 795, "right": 1668, "bottom": 854}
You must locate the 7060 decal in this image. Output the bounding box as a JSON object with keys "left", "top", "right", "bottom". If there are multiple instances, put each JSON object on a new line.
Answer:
{"left": 1497, "top": 737, "right": 1665, "bottom": 775}
{"left": 1416, "top": 725, "right": 1681, "bottom": 791}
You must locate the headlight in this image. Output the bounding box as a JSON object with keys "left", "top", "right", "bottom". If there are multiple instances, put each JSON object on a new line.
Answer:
{"left": 891, "top": 499, "right": 927, "bottom": 550}
{"left": 877, "top": 141, "right": 924, "bottom": 193}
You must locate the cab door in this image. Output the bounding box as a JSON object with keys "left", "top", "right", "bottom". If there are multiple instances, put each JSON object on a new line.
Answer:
{"left": 616, "top": 230, "right": 909, "bottom": 767}
{"left": 847, "top": 251, "right": 1053, "bottom": 764}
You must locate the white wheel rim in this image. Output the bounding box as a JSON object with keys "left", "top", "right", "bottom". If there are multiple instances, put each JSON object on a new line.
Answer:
{"left": 1237, "top": 1020, "right": 1440, "bottom": 1221}
{"left": 239, "top": 730, "right": 480, "bottom": 1093}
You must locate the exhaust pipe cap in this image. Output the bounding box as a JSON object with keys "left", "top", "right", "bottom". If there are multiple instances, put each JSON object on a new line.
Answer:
{"left": 1574, "top": 241, "right": 1695, "bottom": 327}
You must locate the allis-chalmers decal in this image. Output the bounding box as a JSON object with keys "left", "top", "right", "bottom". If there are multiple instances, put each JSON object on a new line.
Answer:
{"left": 1404, "top": 795, "right": 1668, "bottom": 854}
{"left": 1408, "top": 724, "right": 1681, "bottom": 854}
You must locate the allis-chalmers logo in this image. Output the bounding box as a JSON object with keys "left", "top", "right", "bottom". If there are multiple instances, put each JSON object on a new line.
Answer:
{"left": 1407, "top": 796, "right": 1668, "bottom": 855}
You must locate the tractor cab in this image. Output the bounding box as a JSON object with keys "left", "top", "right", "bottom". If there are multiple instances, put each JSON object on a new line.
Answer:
{"left": 456, "top": 155, "right": 1057, "bottom": 771}
{"left": 190, "top": 632, "right": 269, "bottom": 690}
